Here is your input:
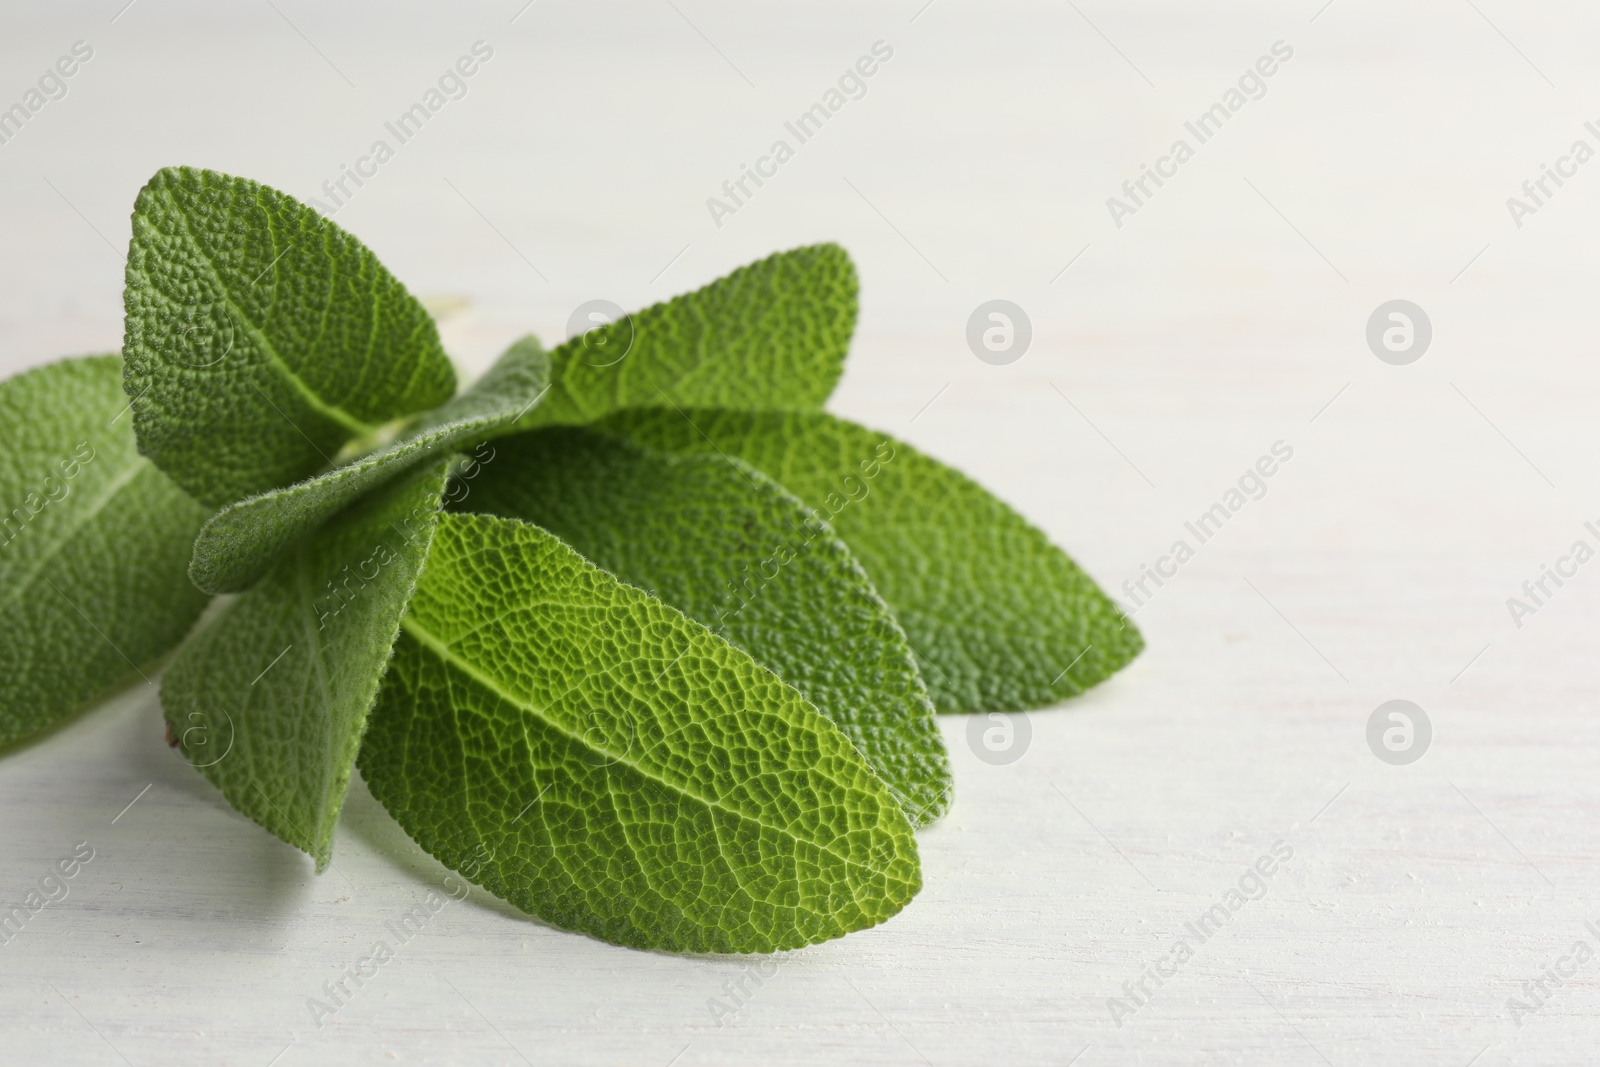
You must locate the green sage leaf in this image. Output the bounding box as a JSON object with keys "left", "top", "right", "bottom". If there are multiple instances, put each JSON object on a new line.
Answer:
{"left": 123, "top": 165, "right": 457, "bottom": 507}
{"left": 460, "top": 427, "right": 951, "bottom": 825}
{"left": 0, "top": 356, "right": 210, "bottom": 747}
{"left": 359, "top": 511, "right": 921, "bottom": 953}
{"left": 189, "top": 337, "right": 549, "bottom": 594}
{"left": 599, "top": 409, "right": 1143, "bottom": 713}
{"left": 162, "top": 457, "right": 451, "bottom": 869}
{"left": 518, "top": 243, "right": 856, "bottom": 430}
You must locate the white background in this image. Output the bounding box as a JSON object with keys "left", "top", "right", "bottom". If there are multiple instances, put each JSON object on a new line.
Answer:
{"left": 4, "top": 1, "right": 1600, "bottom": 1063}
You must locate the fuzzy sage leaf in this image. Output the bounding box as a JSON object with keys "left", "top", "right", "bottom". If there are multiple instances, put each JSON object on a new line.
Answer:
{"left": 359, "top": 511, "right": 922, "bottom": 953}
{"left": 0, "top": 356, "right": 209, "bottom": 747}
{"left": 517, "top": 243, "right": 856, "bottom": 430}
{"left": 599, "top": 409, "right": 1144, "bottom": 712}
{"left": 163, "top": 457, "right": 451, "bottom": 869}
{"left": 460, "top": 427, "right": 952, "bottom": 825}
{"left": 123, "top": 166, "right": 457, "bottom": 507}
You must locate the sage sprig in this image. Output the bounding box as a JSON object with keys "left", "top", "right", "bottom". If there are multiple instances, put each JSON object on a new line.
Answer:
{"left": 0, "top": 166, "right": 1141, "bottom": 953}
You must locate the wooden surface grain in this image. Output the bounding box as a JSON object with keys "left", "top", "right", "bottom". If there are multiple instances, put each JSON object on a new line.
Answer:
{"left": 4, "top": 2, "right": 1600, "bottom": 1063}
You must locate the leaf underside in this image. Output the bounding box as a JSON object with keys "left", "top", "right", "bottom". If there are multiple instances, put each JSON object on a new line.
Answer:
{"left": 163, "top": 457, "right": 452, "bottom": 870}
{"left": 597, "top": 409, "right": 1144, "bottom": 713}
{"left": 359, "top": 511, "right": 921, "bottom": 954}
{"left": 459, "top": 427, "right": 952, "bottom": 826}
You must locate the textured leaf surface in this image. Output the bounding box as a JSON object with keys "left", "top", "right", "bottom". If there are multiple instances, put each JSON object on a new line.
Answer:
{"left": 359, "top": 512, "right": 921, "bottom": 953}
{"left": 123, "top": 166, "right": 457, "bottom": 507}
{"left": 461, "top": 428, "right": 951, "bottom": 825}
{"left": 189, "top": 337, "right": 550, "bottom": 594}
{"left": 600, "top": 410, "right": 1143, "bottom": 713}
{"left": 163, "top": 458, "right": 451, "bottom": 869}
{"left": 0, "top": 356, "right": 209, "bottom": 746}
{"left": 519, "top": 244, "right": 855, "bottom": 430}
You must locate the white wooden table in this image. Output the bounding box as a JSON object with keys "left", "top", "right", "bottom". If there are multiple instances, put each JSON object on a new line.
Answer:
{"left": 4, "top": 2, "right": 1600, "bottom": 1063}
